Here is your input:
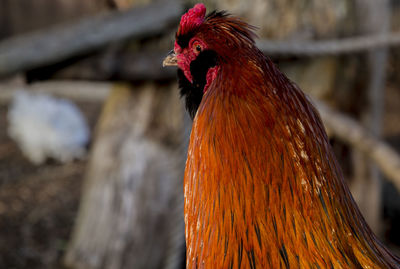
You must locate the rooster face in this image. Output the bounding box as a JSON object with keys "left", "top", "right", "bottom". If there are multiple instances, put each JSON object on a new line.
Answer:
{"left": 163, "top": 3, "right": 255, "bottom": 119}
{"left": 172, "top": 38, "right": 209, "bottom": 83}
{"left": 163, "top": 4, "right": 220, "bottom": 119}
{"left": 164, "top": 38, "right": 219, "bottom": 118}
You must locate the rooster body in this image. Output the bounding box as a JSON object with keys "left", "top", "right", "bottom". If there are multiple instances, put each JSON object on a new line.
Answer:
{"left": 164, "top": 4, "right": 400, "bottom": 268}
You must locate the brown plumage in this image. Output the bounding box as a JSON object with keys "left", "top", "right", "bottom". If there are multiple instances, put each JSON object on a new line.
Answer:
{"left": 163, "top": 3, "right": 400, "bottom": 268}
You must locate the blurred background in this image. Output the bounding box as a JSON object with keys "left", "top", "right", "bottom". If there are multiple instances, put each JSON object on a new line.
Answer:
{"left": 0, "top": 0, "right": 400, "bottom": 268}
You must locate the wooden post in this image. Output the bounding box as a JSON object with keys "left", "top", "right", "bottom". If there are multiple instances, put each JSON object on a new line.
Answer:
{"left": 351, "top": 0, "right": 390, "bottom": 236}
{"left": 64, "top": 83, "right": 186, "bottom": 269}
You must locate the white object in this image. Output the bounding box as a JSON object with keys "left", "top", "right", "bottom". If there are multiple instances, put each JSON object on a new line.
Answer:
{"left": 7, "top": 90, "right": 90, "bottom": 164}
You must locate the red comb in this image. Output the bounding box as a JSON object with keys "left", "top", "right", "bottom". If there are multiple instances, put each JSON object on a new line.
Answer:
{"left": 178, "top": 3, "right": 206, "bottom": 35}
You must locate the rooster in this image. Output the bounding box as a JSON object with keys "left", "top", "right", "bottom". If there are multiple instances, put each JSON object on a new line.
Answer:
{"left": 163, "top": 3, "right": 400, "bottom": 268}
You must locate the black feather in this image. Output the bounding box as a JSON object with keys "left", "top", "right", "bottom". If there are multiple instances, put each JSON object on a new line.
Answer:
{"left": 205, "top": 10, "right": 229, "bottom": 20}
{"left": 178, "top": 49, "right": 218, "bottom": 119}
{"left": 176, "top": 32, "right": 193, "bottom": 49}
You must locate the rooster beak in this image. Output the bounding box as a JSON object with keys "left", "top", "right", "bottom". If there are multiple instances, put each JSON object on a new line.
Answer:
{"left": 163, "top": 50, "right": 178, "bottom": 67}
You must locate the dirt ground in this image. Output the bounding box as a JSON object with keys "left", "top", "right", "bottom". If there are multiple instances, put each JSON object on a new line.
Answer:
{"left": 0, "top": 102, "right": 100, "bottom": 269}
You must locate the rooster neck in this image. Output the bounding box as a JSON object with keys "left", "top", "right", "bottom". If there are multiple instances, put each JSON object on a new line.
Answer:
{"left": 184, "top": 60, "right": 399, "bottom": 268}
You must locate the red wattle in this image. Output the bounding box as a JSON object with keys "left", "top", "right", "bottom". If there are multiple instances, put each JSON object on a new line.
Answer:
{"left": 204, "top": 66, "right": 220, "bottom": 92}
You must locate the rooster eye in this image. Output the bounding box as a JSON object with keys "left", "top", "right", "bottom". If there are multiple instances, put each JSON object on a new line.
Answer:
{"left": 194, "top": 43, "right": 202, "bottom": 52}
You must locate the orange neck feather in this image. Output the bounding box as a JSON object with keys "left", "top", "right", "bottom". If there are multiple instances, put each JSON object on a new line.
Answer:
{"left": 184, "top": 50, "right": 400, "bottom": 268}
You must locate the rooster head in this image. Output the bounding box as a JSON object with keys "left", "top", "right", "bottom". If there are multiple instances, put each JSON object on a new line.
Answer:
{"left": 163, "top": 3, "right": 257, "bottom": 118}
